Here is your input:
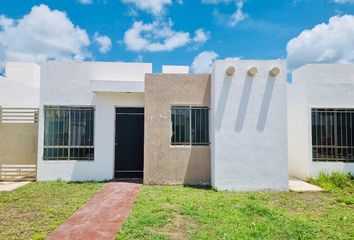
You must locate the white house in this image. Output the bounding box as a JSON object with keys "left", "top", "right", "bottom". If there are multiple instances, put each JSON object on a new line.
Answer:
{"left": 288, "top": 64, "right": 354, "bottom": 179}
{"left": 211, "top": 60, "right": 288, "bottom": 191}
{"left": 0, "top": 60, "right": 353, "bottom": 190}
{"left": 37, "top": 62, "right": 152, "bottom": 181}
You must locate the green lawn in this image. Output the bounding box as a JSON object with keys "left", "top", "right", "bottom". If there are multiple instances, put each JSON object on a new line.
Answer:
{"left": 0, "top": 181, "right": 104, "bottom": 240}
{"left": 117, "top": 182, "right": 353, "bottom": 240}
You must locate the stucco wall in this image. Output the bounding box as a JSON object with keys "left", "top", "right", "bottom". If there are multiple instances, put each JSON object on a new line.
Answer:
{"left": 211, "top": 60, "right": 288, "bottom": 191}
{"left": 0, "top": 63, "right": 39, "bottom": 108}
{"left": 37, "top": 62, "right": 150, "bottom": 181}
{"left": 5, "top": 62, "right": 40, "bottom": 89}
{"left": 144, "top": 74, "right": 211, "bottom": 185}
{"left": 289, "top": 64, "right": 354, "bottom": 179}
{"left": 0, "top": 123, "right": 38, "bottom": 165}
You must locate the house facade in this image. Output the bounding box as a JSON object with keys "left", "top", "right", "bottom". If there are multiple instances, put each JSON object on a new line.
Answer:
{"left": 211, "top": 60, "right": 288, "bottom": 191}
{"left": 37, "top": 62, "right": 151, "bottom": 181}
{"left": 288, "top": 64, "right": 354, "bottom": 179}
{"left": 0, "top": 60, "right": 353, "bottom": 190}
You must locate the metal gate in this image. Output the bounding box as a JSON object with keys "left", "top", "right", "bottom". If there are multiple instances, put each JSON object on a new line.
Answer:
{"left": 0, "top": 107, "right": 38, "bottom": 181}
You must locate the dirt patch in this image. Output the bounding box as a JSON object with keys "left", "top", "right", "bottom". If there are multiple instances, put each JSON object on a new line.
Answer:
{"left": 266, "top": 192, "right": 335, "bottom": 215}
{"left": 149, "top": 211, "right": 198, "bottom": 239}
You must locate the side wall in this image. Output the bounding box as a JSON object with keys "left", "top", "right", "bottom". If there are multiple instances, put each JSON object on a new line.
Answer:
{"left": 0, "top": 123, "right": 38, "bottom": 165}
{"left": 5, "top": 62, "right": 40, "bottom": 89}
{"left": 288, "top": 70, "right": 310, "bottom": 179}
{"left": 0, "top": 62, "right": 40, "bottom": 108}
{"left": 144, "top": 74, "right": 211, "bottom": 185}
{"left": 211, "top": 60, "right": 288, "bottom": 191}
{"left": 291, "top": 64, "right": 354, "bottom": 178}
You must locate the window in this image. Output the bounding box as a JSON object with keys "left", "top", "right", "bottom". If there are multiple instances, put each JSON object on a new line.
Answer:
{"left": 43, "top": 106, "right": 94, "bottom": 160}
{"left": 312, "top": 108, "right": 354, "bottom": 163}
{"left": 171, "top": 106, "right": 209, "bottom": 145}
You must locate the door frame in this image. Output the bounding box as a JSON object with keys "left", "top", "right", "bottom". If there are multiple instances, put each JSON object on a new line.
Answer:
{"left": 113, "top": 106, "right": 144, "bottom": 179}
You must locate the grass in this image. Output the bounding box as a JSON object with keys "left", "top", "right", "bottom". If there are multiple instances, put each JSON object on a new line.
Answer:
{"left": 117, "top": 177, "right": 353, "bottom": 239}
{"left": 0, "top": 181, "right": 104, "bottom": 240}
{"left": 308, "top": 171, "right": 353, "bottom": 190}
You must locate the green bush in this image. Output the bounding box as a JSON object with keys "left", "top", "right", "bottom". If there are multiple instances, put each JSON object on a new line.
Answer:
{"left": 308, "top": 171, "right": 352, "bottom": 189}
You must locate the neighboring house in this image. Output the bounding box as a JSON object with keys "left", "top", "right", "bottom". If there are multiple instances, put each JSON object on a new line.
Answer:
{"left": 288, "top": 64, "right": 354, "bottom": 179}
{"left": 0, "top": 60, "right": 353, "bottom": 190}
{"left": 0, "top": 63, "right": 40, "bottom": 181}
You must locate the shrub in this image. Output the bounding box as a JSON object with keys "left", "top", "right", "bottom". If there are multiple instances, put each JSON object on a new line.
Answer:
{"left": 308, "top": 171, "right": 352, "bottom": 189}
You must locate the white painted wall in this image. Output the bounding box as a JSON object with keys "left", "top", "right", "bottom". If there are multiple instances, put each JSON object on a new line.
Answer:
{"left": 289, "top": 64, "right": 354, "bottom": 179}
{"left": 162, "top": 65, "right": 189, "bottom": 74}
{"left": 0, "top": 63, "right": 39, "bottom": 108}
{"left": 5, "top": 62, "right": 40, "bottom": 89}
{"left": 211, "top": 60, "right": 288, "bottom": 191}
{"left": 37, "top": 62, "right": 151, "bottom": 181}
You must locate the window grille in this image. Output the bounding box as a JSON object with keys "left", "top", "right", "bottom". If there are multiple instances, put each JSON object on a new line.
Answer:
{"left": 312, "top": 108, "right": 354, "bottom": 163}
{"left": 43, "top": 106, "right": 94, "bottom": 160}
{"left": 171, "top": 106, "right": 209, "bottom": 146}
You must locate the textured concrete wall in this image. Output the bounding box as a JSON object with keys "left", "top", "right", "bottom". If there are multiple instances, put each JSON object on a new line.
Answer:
{"left": 211, "top": 60, "right": 288, "bottom": 191}
{"left": 0, "top": 123, "right": 38, "bottom": 165}
{"left": 144, "top": 74, "right": 211, "bottom": 185}
{"left": 289, "top": 64, "right": 354, "bottom": 179}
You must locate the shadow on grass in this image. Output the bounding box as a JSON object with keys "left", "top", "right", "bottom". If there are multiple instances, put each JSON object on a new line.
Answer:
{"left": 182, "top": 184, "right": 214, "bottom": 191}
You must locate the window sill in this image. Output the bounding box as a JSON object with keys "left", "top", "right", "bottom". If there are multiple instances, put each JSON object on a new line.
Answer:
{"left": 170, "top": 145, "right": 210, "bottom": 149}
{"left": 42, "top": 159, "right": 95, "bottom": 162}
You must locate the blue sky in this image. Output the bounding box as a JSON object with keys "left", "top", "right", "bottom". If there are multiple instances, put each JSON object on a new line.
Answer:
{"left": 1, "top": 0, "right": 354, "bottom": 73}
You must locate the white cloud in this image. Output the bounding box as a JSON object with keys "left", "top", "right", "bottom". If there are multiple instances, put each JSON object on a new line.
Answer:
{"left": 229, "top": 0, "right": 247, "bottom": 26}
{"left": 135, "top": 54, "right": 144, "bottom": 62}
{"left": 286, "top": 14, "right": 354, "bottom": 70}
{"left": 78, "top": 0, "right": 93, "bottom": 4}
{"left": 0, "top": 4, "right": 91, "bottom": 66}
{"left": 333, "top": 0, "right": 354, "bottom": 3}
{"left": 120, "top": 0, "right": 173, "bottom": 15}
{"left": 94, "top": 32, "right": 112, "bottom": 53}
{"left": 202, "top": 0, "right": 247, "bottom": 26}
{"left": 0, "top": 15, "right": 14, "bottom": 30}
{"left": 124, "top": 20, "right": 210, "bottom": 52}
{"left": 123, "top": 20, "right": 191, "bottom": 51}
{"left": 191, "top": 50, "right": 219, "bottom": 73}
{"left": 201, "top": 0, "right": 233, "bottom": 3}
{"left": 193, "top": 28, "right": 210, "bottom": 44}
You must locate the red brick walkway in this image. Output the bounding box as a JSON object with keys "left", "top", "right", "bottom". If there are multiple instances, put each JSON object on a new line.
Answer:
{"left": 47, "top": 182, "right": 142, "bottom": 240}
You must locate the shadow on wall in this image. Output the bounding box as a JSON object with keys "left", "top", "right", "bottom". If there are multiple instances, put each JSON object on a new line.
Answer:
{"left": 215, "top": 75, "right": 232, "bottom": 130}
{"left": 183, "top": 147, "right": 211, "bottom": 185}
{"left": 202, "top": 75, "right": 211, "bottom": 107}
{"left": 235, "top": 75, "right": 254, "bottom": 132}
{"left": 257, "top": 76, "right": 276, "bottom": 132}
{"left": 216, "top": 74, "right": 276, "bottom": 132}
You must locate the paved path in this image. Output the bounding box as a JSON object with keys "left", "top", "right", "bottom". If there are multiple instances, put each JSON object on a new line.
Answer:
{"left": 289, "top": 177, "right": 322, "bottom": 192}
{"left": 47, "top": 182, "right": 142, "bottom": 240}
{"left": 0, "top": 181, "right": 31, "bottom": 192}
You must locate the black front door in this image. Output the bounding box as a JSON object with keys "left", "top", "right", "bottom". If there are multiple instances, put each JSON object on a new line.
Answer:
{"left": 115, "top": 108, "right": 144, "bottom": 178}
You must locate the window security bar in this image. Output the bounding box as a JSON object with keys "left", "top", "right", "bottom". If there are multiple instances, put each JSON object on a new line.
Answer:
{"left": 312, "top": 108, "right": 354, "bottom": 163}
{"left": 43, "top": 106, "right": 95, "bottom": 160}
{"left": 171, "top": 106, "right": 209, "bottom": 146}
